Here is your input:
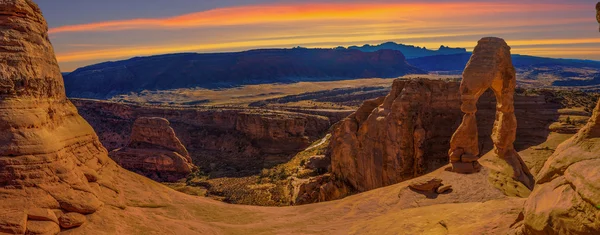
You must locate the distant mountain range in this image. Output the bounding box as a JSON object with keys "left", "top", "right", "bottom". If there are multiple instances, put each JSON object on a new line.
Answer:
{"left": 407, "top": 53, "right": 600, "bottom": 72}
{"left": 343, "top": 42, "right": 467, "bottom": 59}
{"left": 64, "top": 48, "right": 426, "bottom": 99}
{"left": 63, "top": 42, "right": 600, "bottom": 99}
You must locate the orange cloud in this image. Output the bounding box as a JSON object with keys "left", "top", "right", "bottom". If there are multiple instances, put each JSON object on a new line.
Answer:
{"left": 48, "top": 2, "right": 586, "bottom": 34}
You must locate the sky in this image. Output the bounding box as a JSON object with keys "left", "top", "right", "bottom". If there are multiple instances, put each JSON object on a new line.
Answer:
{"left": 36, "top": 0, "right": 600, "bottom": 72}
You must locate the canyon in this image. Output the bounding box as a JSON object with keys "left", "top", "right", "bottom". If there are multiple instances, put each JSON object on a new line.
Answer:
{"left": 71, "top": 99, "right": 332, "bottom": 176}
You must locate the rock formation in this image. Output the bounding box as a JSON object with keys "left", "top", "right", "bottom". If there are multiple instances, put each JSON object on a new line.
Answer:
{"left": 329, "top": 79, "right": 463, "bottom": 192}
{"left": 448, "top": 37, "right": 534, "bottom": 193}
{"left": 0, "top": 0, "right": 117, "bottom": 233}
{"left": 520, "top": 99, "right": 600, "bottom": 234}
{"left": 291, "top": 174, "right": 350, "bottom": 205}
{"left": 110, "top": 117, "right": 196, "bottom": 182}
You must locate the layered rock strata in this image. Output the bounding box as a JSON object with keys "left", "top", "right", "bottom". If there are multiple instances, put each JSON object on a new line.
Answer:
{"left": 71, "top": 99, "right": 331, "bottom": 174}
{"left": 0, "top": 1, "right": 118, "bottom": 233}
{"left": 110, "top": 117, "right": 196, "bottom": 182}
{"left": 448, "top": 37, "right": 534, "bottom": 192}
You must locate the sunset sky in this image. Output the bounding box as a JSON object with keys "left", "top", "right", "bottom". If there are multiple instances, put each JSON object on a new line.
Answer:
{"left": 36, "top": 0, "right": 599, "bottom": 72}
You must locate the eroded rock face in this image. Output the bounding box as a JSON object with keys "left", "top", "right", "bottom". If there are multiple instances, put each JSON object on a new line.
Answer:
{"left": 449, "top": 37, "right": 534, "bottom": 195}
{"left": 0, "top": 0, "right": 117, "bottom": 233}
{"left": 329, "top": 79, "right": 463, "bottom": 192}
{"left": 110, "top": 117, "right": 196, "bottom": 182}
{"left": 521, "top": 100, "right": 600, "bottom": 234}
{"left": 71, "top": 99, "right": 331, "bottom": 174}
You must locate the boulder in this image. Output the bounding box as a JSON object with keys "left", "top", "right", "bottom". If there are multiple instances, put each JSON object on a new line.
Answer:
{"left": 110, "top": 117, "right": 197, "bottom": 182}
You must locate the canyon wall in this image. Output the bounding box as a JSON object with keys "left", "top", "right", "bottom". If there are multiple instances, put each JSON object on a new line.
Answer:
{"left": 71, "top": 99, "right": 331, "bottom": 174}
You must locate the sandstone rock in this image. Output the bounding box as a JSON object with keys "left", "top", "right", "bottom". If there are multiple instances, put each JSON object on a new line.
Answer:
{"left": 0, "top": 209, "right": 27, "bottom": 234}
{"left": 58, "top": 213, "right": 86, "bottom": 229}
{"left": 408, "top": 177, "right": 443, "bottom": 192}
{"left": 0, "top": 0, "right": 110, "bottom": 228}
{"left": 304, "top": 155, "right": 330, "bottom": 171}
{"left": 436, "top": 185, "right": 452, "bottom": 194}
{"left": 522, "top": 99, "right": 600, "bottom": 234}
{"left": 27, "top": 208, "right": 58, "bottom": 224}
{"left": 25, "top": 220, "right": 60, "bottom": 235}
{"left": 451, "top": 161, "right": 482, "bottom": 174}
{"left": 110, "top": 117, "right": 196, "bottom": 182}
{"left": 448, "top": 37, "right": 534, "bottom": 192}
{"left": 292, "top": 174, "right": 349, "bottom": 205}
{"left": 330, "top": 79, "right": 463, "bottom": 192}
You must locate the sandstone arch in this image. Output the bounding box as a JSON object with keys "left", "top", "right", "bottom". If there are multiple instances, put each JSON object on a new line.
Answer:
{"left": 448, "top": 37, "right": 534, "bottom": 194}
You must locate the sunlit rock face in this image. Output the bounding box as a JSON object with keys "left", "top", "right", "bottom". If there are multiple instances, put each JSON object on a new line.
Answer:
{"left": 521, "top": 99, "right": 600, "bottom": 234}
{"left": 110, "top": 117, "right": 197, "bottom": 182}
{"left": 0, "top": 0, "right": 118, "bottom": 233}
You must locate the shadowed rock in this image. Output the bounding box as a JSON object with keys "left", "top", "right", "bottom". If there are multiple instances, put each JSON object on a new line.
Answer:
{"left": 0, "top": 0, "right": 118, "bottom": 233}
{"left": 110, "top": 117, "right": 196, "bottom": 182}
{"left": 448, "top": 37, "right": 534, "bottom": 195}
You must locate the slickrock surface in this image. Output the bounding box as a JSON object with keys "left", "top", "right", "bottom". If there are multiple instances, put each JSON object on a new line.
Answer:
{"left": 71, "top": 99, "right": 331, "bottom": 175}
{"left": 110, "top": 117, "right": 196, "bottom": 182}
{"left": 0, "top": 1, "right": 120, "bottom": 233}
{"left": 449, "top": 37, "right": 534, "bottom": 196}
{"left": 520, "top": 99, "right": 600, "bottom": 234}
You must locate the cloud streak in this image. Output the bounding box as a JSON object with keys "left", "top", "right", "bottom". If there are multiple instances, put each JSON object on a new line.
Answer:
{"left": 48, "top": 2, "right": 586, "bottom": 34}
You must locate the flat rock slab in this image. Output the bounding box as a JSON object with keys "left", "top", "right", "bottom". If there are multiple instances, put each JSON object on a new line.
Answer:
{"left": 28, "top": 208, "right": 59, "bottom": 224}
{"left": 409, "top": 177, "right": 443, "bottom": 192}
{"left": 0, "top": 209, "right": 27, "bottom": 234}
{"left": 26, "top": 220, "right": 60, "bottom": 235}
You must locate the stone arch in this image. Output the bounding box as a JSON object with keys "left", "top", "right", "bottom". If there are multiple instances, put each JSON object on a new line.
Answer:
{"left": 448, "top": 37, "right": 534, "bottom": 192}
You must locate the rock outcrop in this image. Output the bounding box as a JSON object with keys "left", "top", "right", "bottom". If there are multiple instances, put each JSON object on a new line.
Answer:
{"left": 110, "top": 117, "right": 196, "bottom": 182}
{"left": 71, "top": 99, "right": 331, "bottom": 175}
{"left": 521, "top": 99, "right": 600, "bottom": 234}
{"left": 449, "top": 37, "right": 534, "bottom": 195}
{"left": 0, "top": 0, "right": 117, "bottom": 233}
{"left": 329, "top": 79, "right": 463, "bottom": 192}
{"left": 291, "top": 174, "right": 350, "bottom": 205}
